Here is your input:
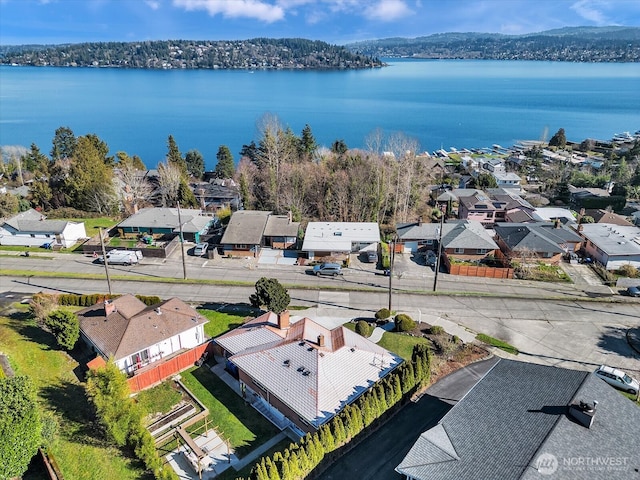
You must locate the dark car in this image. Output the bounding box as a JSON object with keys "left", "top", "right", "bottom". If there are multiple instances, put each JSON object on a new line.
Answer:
{"left": 425, "top": 250, "right": 437, "bottom": 267}
{"left": 626, "top": 286, "right": 640, "bottom": 297}
{"left": 365, "top": 251, "right": 378, "bottom": 263}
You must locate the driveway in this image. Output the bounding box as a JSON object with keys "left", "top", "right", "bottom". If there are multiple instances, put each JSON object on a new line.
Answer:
{"left": 318, "top": 357, "right": 499, "bottom": 480}
{"left": 558, "top": 261, "right": 605, "bottom": 287}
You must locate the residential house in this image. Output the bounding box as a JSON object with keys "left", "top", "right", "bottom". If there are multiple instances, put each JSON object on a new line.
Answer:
{"left": 116, "top": 207, "right": 214, "bottom": 243}
{"left": 214, "top": 311, "right": 402, "bottom": 434}
{"left": 301, "top": 222, "right": 380, "bottom": 260}
{"left": 492, "top": 171, "right": 522, "bottom": 190}
{"left": 396, "top": 359, "right": 640, "bottom": 480}
{"left": 457, "top": 191, "right": 498, "bottom": 226}
{"left": 78, "top": 295, "right": 208, "bottom": 376}
{"left": 486, "top": 189, "right": 535, "bottom": 223}
{"left": 578, "top": 223, "right": 640, "bottom": 270}
{"left": 531, "top": 207, "right": 577, "bottom": 225}
{"left": 569, "top": 185, "right": 610, "bottom": 205}
{"left": 583, "top": 209, "right": 633, "bottom": 227}
{"left": 494, "top": 222, "right": 583, "bottom": 265}
{"left": 482, "top": 158, "right": 505, "bottom": 173}
{"left": 220, "top": 210, "right": 301, "bottom": 257}
{"left": 396, "top": 219, "right": 498, "bottom": 261}
{"left": 0, "top": 209, "right": 87, "bottom": 248}
{"left": 193, "top": 180, "right": 242, "bottom": 213}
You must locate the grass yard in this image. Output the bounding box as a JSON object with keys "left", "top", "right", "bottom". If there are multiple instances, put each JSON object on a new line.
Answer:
{"left": 377, "top": 330, "right": 430, "bottom": 360}
{"left": 136, "top": 380, "right": 183, "bottom": 417}
{"left": 0, "top": 304, "right": 146, "bottom": 480}
{"left": 179, "top": 366, "right": 279, "bottom": 459}
{"left": 476, "top": 333, "right": 519, "bottom": 355}
{"left": 197, "top": 308, "right": 248, "bottom": 339}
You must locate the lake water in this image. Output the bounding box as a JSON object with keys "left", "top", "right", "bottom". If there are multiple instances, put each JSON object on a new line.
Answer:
{"left": 1, "top": 59, "right": 639, "bottom": 170}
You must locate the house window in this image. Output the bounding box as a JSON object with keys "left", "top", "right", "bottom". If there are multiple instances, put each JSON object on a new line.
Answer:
{"left": 130, "top": 349, "right": 150, "bottom": 370}
{"left": 132, "top": 227, "right": 139, "bottom": 233}
{"left": 30, "top": 234, "right": 36, "bottom": 238}
{"left": 236, "top": 244, "right": 248, "bottom": 249}
{"left": 477, "top": 248, "right": 488, "bottom": 254}
{"left": 45, "top": 234, "right": 51, "bottom": 238}
{"left": 454, "top": 248, "right": 465, "bottom": 254}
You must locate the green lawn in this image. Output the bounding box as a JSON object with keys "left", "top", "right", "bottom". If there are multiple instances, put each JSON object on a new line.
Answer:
{"left": 377, "top": 330, "right": 430, "bottom": 360}
{"left": 198, "top": 309, "right": 248, "bottom": 339}
{"left": 179, "top": 366, "right": 279, "bottom": 458}
{"left": 476, "top": 333, "right": 519, "bottom": 355}
{"left": 0, "top": 305, "right": 146, "bottom": 480}
{"left": 136, "top": 380, "right": 183, "bottom": 417}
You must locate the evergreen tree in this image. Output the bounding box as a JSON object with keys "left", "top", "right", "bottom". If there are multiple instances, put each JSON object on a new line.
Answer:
{"left": 44, "top": 309, "right": 79, "bottom": 351}
{"left": 392, "top": 373, "right": 403, "bottom": 404}
{"left": 360, "top": 395, "right": 374, "bottom": 427}
{"left": 166, "top": 135, "right": 187, "bottom": 174}
{"left": 249, "top": 277, "right": 290, "bottom": 314}
{"left": 51, "top": 126, "right": 77, "bottom": 161}
{"left": 240, "top": 141, "right": 259, "bottom": 163}
{"left": 185, "top": 149, "right": 205, "bottom": 179}
{"left": 214, "top": 145, "right": 236, "bottom": 178}
{"left": 331, "top": 139, "right": 348, "bottom": 155}
{"left": 331, "top": 415, "right": 347, "bottom": 446}
{"left": 548, "top": 128, "right": 567, "bottom": 148}
{"left": 23, "top": 143, "right": 49, "bottom": 175}
{"left": 300, "top": 124, "right": 317, "bottom": 159}
{"left": 177, "top": 177, "right": 198, "bottom": 207}
{"left": 266, "top": 456, "right": 281, "bottom": 480}
{"left": 319, "top": 424, "right": 335, "bottom": 453}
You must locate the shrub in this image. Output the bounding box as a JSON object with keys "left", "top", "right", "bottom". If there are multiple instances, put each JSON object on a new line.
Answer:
{"left": 44, "top": 310, "right": 80, "bottom": 351}
{"left": 394, "top": 314, "right": 416, "bottom": 332}
{"left": 355, "top": 320, "right": 372, "bottom": 337}
{"left": 429, "top": 325, "right": 445, "bottom": 335}
{"left": 375, "top": 308, "right": 391, "bottom": 320}
{"left": 29, "top": 293, "right": 57, "bottom": 323}
{"left": 617, "top": 264, "right": 639, "bottom": 278}
{"left": 452, "top": 335, "right": 461, "bottom": 344}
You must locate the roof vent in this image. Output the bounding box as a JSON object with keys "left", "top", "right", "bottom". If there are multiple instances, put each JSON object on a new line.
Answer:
{"left": 334, "top": 231, "right": 342, "bottom": 236}
{"left": 297, "top": 366, "right": 304, "bottom": 372}
{"left": 299, "top": 341, "right": 305, "bottom": 346}
{"left": 307, "top": 347, "right": 314, "bottom": 352}
{"left": 568, "top": 400, "right": 598, "bottom": 428}
{"left": 155, "top": 308, "right": 162, "bottom": 315}
{"left": 283, "top": 359, "right": 290, "bottom": 367}
{"left": 302, "top": 370, "right": 311, "bottom": 376}
{"left": 350, "top": 347, "right": 356, "bottom": 352}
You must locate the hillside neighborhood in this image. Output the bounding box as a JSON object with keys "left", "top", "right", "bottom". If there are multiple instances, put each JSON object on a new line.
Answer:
{"left": 1, "top": 127, "right": 640, "bottom": 480}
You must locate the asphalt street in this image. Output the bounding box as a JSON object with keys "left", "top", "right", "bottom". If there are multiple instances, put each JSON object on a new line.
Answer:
{"left": 1, "top": 250, "right": 639, "bottom": 376}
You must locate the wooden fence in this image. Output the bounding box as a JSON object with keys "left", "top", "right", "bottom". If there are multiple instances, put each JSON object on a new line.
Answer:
{"left": 443, "top": 253, "right": 514, "bottom": 279}
{"left": 127, "top": 343, "right": 210, "bottom": 393}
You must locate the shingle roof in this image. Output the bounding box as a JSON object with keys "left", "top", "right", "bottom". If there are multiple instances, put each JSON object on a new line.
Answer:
{"left": 78, "top": 295, "right": 208, "bottom": 360}
{"left": 117, "top": 207, "right": 210, "bottom": 233}
{"left": 2, "top": 208, "right": 77, "bottom": 234}
{"left": 397, "top": 220, "right": 498, "bottom": 250}
{"left": 263, "top": 214, "right": 300, "bottom": 237}
{"left": 220, "top": 210, "right": 271, "bottom": 245}
{"left": 397, "top": 359, "right": 640, "bottom": 480}
{"left": 217, "top": 313, "right": 402, "bottom": 429}
{"left": 495, "top": 222, "right": 582, "bottom": 253}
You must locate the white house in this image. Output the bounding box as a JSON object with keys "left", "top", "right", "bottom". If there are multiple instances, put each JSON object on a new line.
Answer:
{"left": 492, "top": 172, "right": 522, "bottom": 189}
{"left": 78, "top": 295, "right": 208, "bottom": 375}
{"left": 578, "top": 223, "right": 640, "bottom": 270}
{"left": 301, "top": 222, "right": 380, "bottom": 260}
{"left": 0, "top": 209, "right": 87, "bottom": 248}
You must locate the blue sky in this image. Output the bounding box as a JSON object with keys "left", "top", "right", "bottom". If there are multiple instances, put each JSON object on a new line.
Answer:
{"left": 1, "top": 0, "right": 640, "bottom": 46}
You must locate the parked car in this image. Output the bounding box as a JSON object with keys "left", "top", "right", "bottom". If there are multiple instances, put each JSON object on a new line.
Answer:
{"left": 365, "top": 250, "right": 378, "bottom": 263}
{"left": 193, "top": 242, "right": 209, "bottom": 257}
{"left": 594, "top": 365, "right": 639, "bottom": 395}
{"left": 98, "top": 249, "right": 142, "bottom": 266}
{"left": 425, "top": 250, "right": 437, "bottom": 267}
{"left": 625, "top": 286, "right": 640, "bottom": 297}
{"left": 313, "top": 263, "right": 343, "bottom": 277}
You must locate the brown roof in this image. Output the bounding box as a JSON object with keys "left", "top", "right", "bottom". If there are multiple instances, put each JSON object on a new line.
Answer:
{"left": 585, "top": 209, "right": 633, "bottom": 226}
{"left": 78, "top": 295, "right": 207, "bottom": 361}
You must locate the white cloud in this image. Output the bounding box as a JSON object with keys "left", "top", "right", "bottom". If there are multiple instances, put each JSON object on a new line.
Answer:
{"left": 570, "top": 0, "right": 608, "bottom": 25}
{"left": 145, "top": 0, "right": 160, "bottom": 10}
{"left": 173, "top": 0, "right": 285, "bottom": 23}
{"left": 364, "top": 0, "right": 413, "bottom": 22}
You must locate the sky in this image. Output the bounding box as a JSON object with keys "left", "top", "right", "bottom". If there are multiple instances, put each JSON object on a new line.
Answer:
{"left": 1, "top": 0, "right": 640, "bottom": 46}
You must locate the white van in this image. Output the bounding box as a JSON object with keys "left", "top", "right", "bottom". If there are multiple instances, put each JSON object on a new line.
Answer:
{"left": 98, "top": 250, "right": 142, "bottom": 266}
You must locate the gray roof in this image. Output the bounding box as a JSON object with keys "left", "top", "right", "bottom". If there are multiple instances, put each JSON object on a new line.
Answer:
{"left": 263, "top": 214, "right": 300, "bottom": 237}
{"left": 494, "top": 222, "right": 583, "bottom": 253}
{"left": 220, "top": 210, "right": 271, "bottom": 245}
{"left": 578, "top": 223, "right": 640, "bottom": 257}
{"left": 2, "top": 209, "right": 80, "bottom": 234}
{"left": 397, "top": 359, "right": 640, "bottom": 480}
{"left": 397, "top": 220, "right": 498, "bottom": 250}
{"left": 117, "top": 207, "right": 211, "bottom": 233}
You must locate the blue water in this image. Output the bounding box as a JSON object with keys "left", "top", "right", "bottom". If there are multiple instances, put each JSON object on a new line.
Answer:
{"left": 1, "top": 59, "right": 639, "bottom": 170}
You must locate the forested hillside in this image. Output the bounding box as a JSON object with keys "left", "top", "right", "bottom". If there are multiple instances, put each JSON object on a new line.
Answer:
{"left": 346, "top": 27, "right": 640, "bottom": 62}
{"left": 0, "top": 38, "right": 383, "bottom": 69}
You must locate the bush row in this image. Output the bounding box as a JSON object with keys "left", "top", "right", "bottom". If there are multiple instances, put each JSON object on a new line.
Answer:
{"left": 241, "top": 343, "right": 432, "bottom": 480}
{"left": 32, "top": 292, "right": 162, "bottom": 307}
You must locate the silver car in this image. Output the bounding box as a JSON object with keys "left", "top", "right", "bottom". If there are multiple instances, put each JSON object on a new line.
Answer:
{"left": 594, "top": 365, "right": 639, "bottom": 395}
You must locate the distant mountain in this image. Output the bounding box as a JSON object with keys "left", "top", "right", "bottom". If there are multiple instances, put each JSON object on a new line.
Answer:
{"left": 345, "top": 26, "right": 640, "bottom": 62}
{"left": 0, "top": 38, "right": 383, "bottom": 70}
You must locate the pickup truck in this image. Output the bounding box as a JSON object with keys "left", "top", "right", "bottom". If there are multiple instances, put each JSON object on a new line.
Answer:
{"left": 98, "top": 250, "right": 143, "bottom": 266}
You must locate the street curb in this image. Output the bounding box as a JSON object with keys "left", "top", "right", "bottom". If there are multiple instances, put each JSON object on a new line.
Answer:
{"left": 626, "top": 328, "right": 640, "bottom": 356}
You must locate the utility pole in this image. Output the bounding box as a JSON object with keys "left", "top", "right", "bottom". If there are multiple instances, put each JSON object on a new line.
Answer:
{"left": 432, "top": 206, "right": 445, "bottom": 292}
{"left": 97, "top": 227, "right": 112, "bottom": 295}
{"left": 177, "top": 202, "right": 187, "bottom": 280}
{"left": 387, "top": 237, "right": 396, "bottom": 312}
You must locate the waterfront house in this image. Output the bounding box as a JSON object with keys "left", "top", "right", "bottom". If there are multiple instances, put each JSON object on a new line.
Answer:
{"left": 301, "top": 222, "right": 380, "bottom": 261}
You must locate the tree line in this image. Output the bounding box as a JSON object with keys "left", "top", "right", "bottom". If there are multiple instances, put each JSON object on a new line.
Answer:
{"left": 0, "top": 39, "right": 383, "bottom": 70}
{"left": 1, "top": 118, "right": 442, "bottom": 226}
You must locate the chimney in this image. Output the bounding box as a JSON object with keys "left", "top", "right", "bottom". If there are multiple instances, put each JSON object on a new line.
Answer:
{"left": 554, "top": 218, "right": 561, "bottom": 229}
{"left": 317, "top": 334, "right": 325, "bottom": 347}
{"left": 418, "top": 216, "right": 423, "bottom": 226}
{"left": 568, "top": 400, "right": 597, "bottom": 428}
{"left": 104, "top": 300, "right": 116, "bottom": 316}
{"left": 288, "top": 210, "right": 292, "bottom": 224}
{"left": 277, "top": 310, "right": 290, "bottom": 329}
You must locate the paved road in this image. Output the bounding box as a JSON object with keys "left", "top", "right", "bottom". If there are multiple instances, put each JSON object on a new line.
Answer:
{"left": 318, "top": 357, "right": 500, "bottom": 480}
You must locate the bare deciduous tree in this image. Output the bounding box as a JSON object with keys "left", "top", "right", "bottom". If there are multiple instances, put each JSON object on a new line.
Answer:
{"left": 157, "top": 161, "right": 181, "bottom": 207}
